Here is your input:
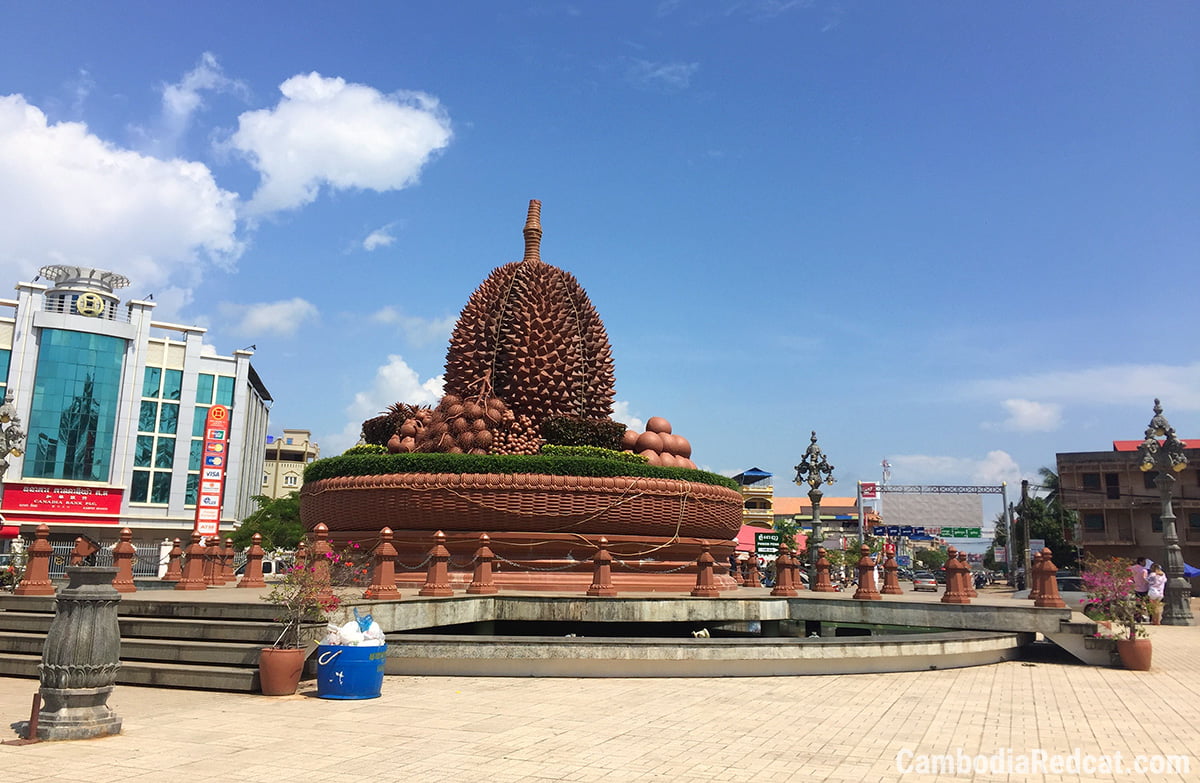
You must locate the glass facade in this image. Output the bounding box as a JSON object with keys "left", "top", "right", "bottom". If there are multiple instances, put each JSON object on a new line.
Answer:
{"left": 186, "top": 373, "right": 236, "bottom": 506}
{"left": 27, "top": 329, "right": 125, "bottom": 481}
{"left": 0, "top": 348, "right": 11, "bottom": 399}
{"left": 131, "top": 364, "right": 182, "bottom": 504}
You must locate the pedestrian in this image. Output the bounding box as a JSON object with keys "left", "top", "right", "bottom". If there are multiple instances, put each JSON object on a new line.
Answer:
{"left": 1146, "top": 564, "right": 1166, "bottom": 625}
{"left": 1129, "top": 557, "right": 1149, "bottom": 598}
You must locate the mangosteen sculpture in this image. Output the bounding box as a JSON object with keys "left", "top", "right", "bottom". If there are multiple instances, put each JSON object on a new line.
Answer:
{"left": 302, "top": 201, "right": 740, "bottom": 590}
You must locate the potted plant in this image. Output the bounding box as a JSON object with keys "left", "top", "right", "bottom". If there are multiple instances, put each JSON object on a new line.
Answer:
{"left": 259, "top": 561, "right": 341, "bottom": 695}
{"left": 1080, "top": 556, "right": 1151, "bottom": 671}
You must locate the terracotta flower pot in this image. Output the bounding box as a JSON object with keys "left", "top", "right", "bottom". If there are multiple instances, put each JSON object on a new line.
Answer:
{"left": 1115, "top": 637, "right": 1152, "bottom": 671}
{"left": 259, "top": 647, "right": 306, "bottom": 695}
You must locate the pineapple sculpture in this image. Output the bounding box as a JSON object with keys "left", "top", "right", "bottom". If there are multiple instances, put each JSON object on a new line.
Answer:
{"left": 369, "top": 201, "right": 617, "bottom": 455}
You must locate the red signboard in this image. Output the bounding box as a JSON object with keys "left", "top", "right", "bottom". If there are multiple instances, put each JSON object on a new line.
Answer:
{"left": 861, "top": 482, "right": 878, "bottom": 500}
{"left": 2, "top": 484, "right": 124, "bottom": 516}
{"left": 193, "top": 405, "right": 230, "bottom": 539}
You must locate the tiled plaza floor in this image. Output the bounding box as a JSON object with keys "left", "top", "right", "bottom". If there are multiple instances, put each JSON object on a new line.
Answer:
{"left": 2, "top": 596, "right": 1198, "bottom": 782}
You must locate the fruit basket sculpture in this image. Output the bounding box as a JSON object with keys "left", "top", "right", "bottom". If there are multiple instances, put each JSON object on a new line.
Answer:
{"left": 301, "top": 201, "right": 742, "bottom": 590}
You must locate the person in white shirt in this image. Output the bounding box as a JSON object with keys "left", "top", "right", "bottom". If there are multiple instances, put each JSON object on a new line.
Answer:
{"left": 1145, "top": 564, "right": 1167, "bottom": 625}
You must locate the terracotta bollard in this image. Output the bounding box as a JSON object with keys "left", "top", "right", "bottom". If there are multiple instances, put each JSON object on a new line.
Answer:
{"left": 770, "top": 545, "right": 797, "bottom": 597}
{"left": 238, "top": 533, "right": 267, "bottom": 589}
{"left": 1028, "top": 549, "right": 1044, "bottom": 602}
{"left": 203, "top": 537, "right": 223, "bottom": 586}
{"left": 586, "top": 536, "right": 617, "bottom": 597}
{"left": 1034, "top": 548, "right": 1067, "bottom": 609}
{"left": 852, "top": 545, "right": 882, "bottom": 600}
{"left": 880, "top": 551, "right": 903, "bottom": 596}
{"left": 690, "top": 541, "right": 721, "bottom": 597}
{"left": 961, "top": 551, "right": 977, "bottom": 598}
{"left": 174, "top": 531, "right": 209, "bottom": 591}
{"left": 365, "top": 527, "right": 403, "bottom": 599}
{"left": 111, "top": 528, "right": 137, "bottom": 593}
{"left": 310, "top": 524, "right": 335, "bottom": 604}
{"left": 940, "top": 546, "right": 970, "bottom": 605}
{"left": 15, "top": 523, "right": 56, "bottom": 596}
{"left": 419, "top": 530, "right": 454, "bottom": 597}
{"left": 746, "top": 555, "right": 762, "bottom": 588}
{"left": 812, "top": 547, "right": 837, "bottom": 593}
{"left": 223, "top": 538, "right": 236, "bottom": 582}
{"left": 163, "top": 538, "right": 183, "bottom": 581}
{"left": 69, "top": 536, "right": 99, "bottom": 566}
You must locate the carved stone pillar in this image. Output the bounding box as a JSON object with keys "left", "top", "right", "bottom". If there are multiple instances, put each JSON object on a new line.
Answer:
{"left": 15, "top": 523, "right": 56, "bottom": 596}
{"left": 162, "top": 538, "right": 183, "bottom": 581}
{"left": 462, "top": 532, "right": 497, "bottom": 596}
{"left": 36, "top": 566, "right": 123, "bottom": 740}
{"left": 419, "top": 530, "right": 454, "bottom": 597}
{"left": 366, "top": 527, "right": 403, "bottom": 598}
{"left": 238, "top": 533, "right": 267, "bottom": 589}
{"left": 690, "top": 542, "right": 721, "bottom": 597}
{"left": 880, "top": 552, "right": 903, "bottom": 595}
{"left": 853, "top": 545, "right": 882, "bottom": 600}
{"left": 586, "top": 536, "right": 616, "bottom": 597}
{"left": 110, "top": 528, "right": 137, "bottom": 594}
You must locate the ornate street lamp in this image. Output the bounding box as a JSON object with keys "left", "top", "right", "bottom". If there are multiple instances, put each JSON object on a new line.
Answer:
{"left": 795, "top": 431, "right": 836, "bottom": 586}
{"left": 1136, "top": 399, "right": 1194, "bottom": 626}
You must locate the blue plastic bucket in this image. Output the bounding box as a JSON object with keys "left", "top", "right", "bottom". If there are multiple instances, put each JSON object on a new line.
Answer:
{"left": 315, "top": 644, "right": 387, "bottom": 700}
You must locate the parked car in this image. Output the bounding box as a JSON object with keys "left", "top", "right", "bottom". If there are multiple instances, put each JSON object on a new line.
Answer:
{"left": 912, "top": 571, "right": 938, "bottom": 592}
{"left": 933, "top": 568, "right": 947, "bottom": 584}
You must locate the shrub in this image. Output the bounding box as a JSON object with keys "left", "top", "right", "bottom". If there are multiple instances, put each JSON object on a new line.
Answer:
{"left": 343, "top": 443, "right": 388, "bottom": 456}
{"left": 540, "top": 444, "right": 646, "bottom": 464}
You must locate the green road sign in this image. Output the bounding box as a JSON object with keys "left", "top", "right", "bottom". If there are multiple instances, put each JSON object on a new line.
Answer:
{"left": 967, "top": 527, "right": 982, "bottom": 538}
{"left": 755, "top": 532, "right": 781, "bottom": 554}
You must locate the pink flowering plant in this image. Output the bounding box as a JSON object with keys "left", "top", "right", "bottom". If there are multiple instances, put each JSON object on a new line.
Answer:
{"left": 1080, "top": 556, "right": 1148, "bottom": 640}
{"left": 263, "top": 562, "right": 341, "bottom": 649}
{"left": 263, "top": 539, "right": 373, "bottom": 649}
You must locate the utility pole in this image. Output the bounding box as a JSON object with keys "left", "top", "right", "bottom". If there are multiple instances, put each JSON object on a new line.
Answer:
{"left": 1019, "top": 479, "right": 1031, "bottom": 590}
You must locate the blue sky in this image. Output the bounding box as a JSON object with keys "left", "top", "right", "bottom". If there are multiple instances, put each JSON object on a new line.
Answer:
{"left": 1, "top": 2, "right": 1196, "bottom": 519}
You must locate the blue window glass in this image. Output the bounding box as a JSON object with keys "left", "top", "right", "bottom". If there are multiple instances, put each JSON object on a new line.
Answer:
{"left": 158, "top": 403, "right": 178, "bottom": 434}
{"left": 131, "top": 470, "right": 150, "bottom": 503}
{"left": 189, "top": 439, "right": 203, "bottom": 471}
{"left": 135, "top": 435, "right": 154, "bottom": 468}
{"left": 216, "top": 376, "right": 235, "bottom": 407}
{"left": 185, "top": 473, "right": 199, "bottom": 506}
{"left": 0, "top": 348, "right": 11, "bottom": 385}
{"left": 155, "top": 437, "right": 175, "bottom": 469}
{"left": 26, "top": 329, "right": 125, "bottom": 481}
{"left": 162, "top": 369, "right": 183, "bottom": 401}
{"left": 151, "top": 472, "right": 171, "bottom": 504}
{"left": 192, "top": 406, "right": 208, "bottom": 437}
{"left": 142, "top": 367, "right": 161, "bottom": 398}
{"left": 139, "top": 401, "right": 158, "bottom": 433}
{"left": 196, "top": 374, "right": 214, "bottom": 405}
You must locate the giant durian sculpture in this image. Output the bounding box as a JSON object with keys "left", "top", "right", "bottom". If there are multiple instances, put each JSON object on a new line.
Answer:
{"left": 369, "top": 201, "right": 617, "bottom": 456}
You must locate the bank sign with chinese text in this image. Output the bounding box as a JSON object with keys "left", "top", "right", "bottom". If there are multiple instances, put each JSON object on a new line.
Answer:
{"left": 193, "top": 405, "right": 229, "bottom": 538}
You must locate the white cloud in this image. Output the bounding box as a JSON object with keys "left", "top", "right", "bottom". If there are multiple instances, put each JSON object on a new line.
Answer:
{"left": 610, "top": 400, "right": 645, "bottom": 434}
{"left": 219, "top": 298, "right": 319, "bottom": 337}
{"left": 625, "top": 59, "right": 699, "bottom": 91}
{"left": 362, "top": 226, "right": 396, "bottom": 251}
{"left": 989, "top": 399, "right": 1063, "bottom": 432}
{"left": 886, "top": 450, "right": 1023, "bottom": 488}
{"left": 970, "top": 363, "right": 1200, "bottom": 411}
{"left": 157, "top": 52, "right": 247, "bottom": 155}
{"left": 228, "top": 72, "right": 452, "bottom": 215}
{"left": 368, "top": 306, "right": 455, "bottom": 347}
{"left": 0, "top": 93, "right": 241, "bottom": 287}
{"left": 325, "top": 355, "right": 444, "bottom": 453}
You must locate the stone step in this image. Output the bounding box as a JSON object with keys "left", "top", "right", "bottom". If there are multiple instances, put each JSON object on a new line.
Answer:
{"left": 0, "top": 612, "right": 287, "bottom": 644}
{"left": 1058, "top": 620, "right": 1100, "bottom": 636}
{"left": 0, "top": 594, "right": 282, "bottom": 622}
{"left": 0, "top": 652, "right": 263, "bottom": 692}
{"left": 4, "top": 631, "right": 267, "bottom": 667}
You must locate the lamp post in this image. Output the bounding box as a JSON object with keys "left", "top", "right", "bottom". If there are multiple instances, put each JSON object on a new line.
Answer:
{"left": 795, "top": 431, "right": 836, "bottom": 586}
{"left": 1136, "top": 400, "right": 1193, "bottom": 625}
